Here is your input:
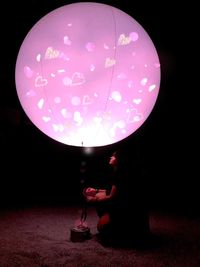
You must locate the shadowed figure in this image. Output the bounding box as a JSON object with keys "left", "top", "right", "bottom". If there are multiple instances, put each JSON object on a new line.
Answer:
{"left": 83, "top": 149, "right": 150, "bottom": 246}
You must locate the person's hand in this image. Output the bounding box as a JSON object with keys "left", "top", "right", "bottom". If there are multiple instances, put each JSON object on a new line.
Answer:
{"left": 84, "top": 187, "right": 97, "bottom": 196}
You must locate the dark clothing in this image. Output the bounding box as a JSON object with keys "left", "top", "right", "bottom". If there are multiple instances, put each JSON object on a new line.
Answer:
{"left": 94, "top": 165, "right": 119, "bottom": 218}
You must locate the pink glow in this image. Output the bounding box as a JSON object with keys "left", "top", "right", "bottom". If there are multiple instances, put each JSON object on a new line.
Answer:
{"left": 15, "top": 2, "right": 161, "bottom": 147}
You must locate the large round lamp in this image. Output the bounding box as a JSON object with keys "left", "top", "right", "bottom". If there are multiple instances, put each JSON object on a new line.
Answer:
{"left": 15, "top": 2, "right": 161, "bottom": 147}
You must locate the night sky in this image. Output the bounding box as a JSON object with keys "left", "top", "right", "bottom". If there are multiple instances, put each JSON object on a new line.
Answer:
{"left": 0, "top": 1, "right": 196, "bottom": 213}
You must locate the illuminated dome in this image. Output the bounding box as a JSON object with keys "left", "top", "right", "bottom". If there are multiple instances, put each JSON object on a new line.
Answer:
{"left": 15, "top": 2, "right": 161, "bottom": 147}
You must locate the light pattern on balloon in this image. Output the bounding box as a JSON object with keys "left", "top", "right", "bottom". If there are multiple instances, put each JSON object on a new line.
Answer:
{"left": 15, "top": 2, "right": 161, "bottom": 147}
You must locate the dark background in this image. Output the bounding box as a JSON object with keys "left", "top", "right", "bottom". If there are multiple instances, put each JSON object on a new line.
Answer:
{"left": 0, "top": 1, "right": 196, "bottom": 214}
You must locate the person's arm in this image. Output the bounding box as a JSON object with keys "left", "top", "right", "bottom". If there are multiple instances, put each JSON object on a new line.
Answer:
{"left": 83, "top": 187, "right": 97, "bottom": 196}
{"left": 95, "top": 184, "right": 117, "bottom": 202}
{"left": 83, "top": 188, "right": 105, "bottom": 202}
{"left": 83, "top": 185, "right": 117, "bottom": 202}
{"left": 83, "top": 187, "right": 103, "bottom": 203}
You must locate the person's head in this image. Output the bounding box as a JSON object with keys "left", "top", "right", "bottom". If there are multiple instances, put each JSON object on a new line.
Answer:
{"left": 109, "top": 151, "right": 118, "bottom": 167}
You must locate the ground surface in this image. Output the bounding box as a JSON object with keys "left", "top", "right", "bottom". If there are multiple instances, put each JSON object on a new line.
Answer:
{"left": 0, "top": 205, "right": 200, "bottom": 267}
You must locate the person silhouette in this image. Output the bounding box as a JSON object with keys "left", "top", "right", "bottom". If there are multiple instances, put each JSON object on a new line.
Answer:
{"left": 83, "top": 151, "right": 119, "bottom": 235}
{"left": 83, "top": 149, "right": 150, "bottom": 246}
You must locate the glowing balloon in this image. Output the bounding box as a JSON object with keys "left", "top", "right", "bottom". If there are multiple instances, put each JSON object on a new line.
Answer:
{"left": 15, "top": 2, "right": 161, "bottom": 147}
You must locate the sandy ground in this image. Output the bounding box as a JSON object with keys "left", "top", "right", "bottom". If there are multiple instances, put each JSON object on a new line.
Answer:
{"left": 0, "top": 205, "right": 200, "bottom": 267}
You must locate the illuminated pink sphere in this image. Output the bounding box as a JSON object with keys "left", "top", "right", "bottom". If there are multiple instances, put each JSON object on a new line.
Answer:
{"left": 15, "top": 2, "right": 161, "bottom": 147}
